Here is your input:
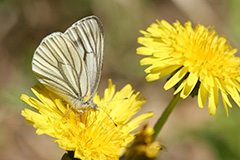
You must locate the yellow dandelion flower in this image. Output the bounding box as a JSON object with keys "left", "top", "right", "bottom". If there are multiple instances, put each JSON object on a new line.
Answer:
{"left": 137, "top": 20, "right": 240, "bottom": 116}
{"left": 21, "top": 79, "right": 154, "bottom": 160}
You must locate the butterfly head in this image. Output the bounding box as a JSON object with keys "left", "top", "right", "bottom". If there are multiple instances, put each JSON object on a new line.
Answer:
{"left": 76, "top": 99, "right": 117, "bottom": 127}
{"left": 81, "top": 100, "right": 98, "bottom": 111}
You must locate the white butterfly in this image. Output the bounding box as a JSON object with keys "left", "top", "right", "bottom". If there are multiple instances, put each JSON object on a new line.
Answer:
{"left": 32, "top": 16, "right": 104, "bottom": 112}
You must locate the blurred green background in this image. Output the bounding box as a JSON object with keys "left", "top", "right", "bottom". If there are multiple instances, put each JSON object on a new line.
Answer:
{"left": 0, "top": 0, "right": 240, "bottom": 159}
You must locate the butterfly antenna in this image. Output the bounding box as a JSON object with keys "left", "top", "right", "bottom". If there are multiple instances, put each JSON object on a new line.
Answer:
{"left": 96, "top": 97, "right": 128, "bottom": 127}
{"left": 97, "top": 106, "right": 117, "bottom": 127}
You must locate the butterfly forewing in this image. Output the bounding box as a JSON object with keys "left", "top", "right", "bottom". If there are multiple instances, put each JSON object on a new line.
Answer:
{"left": 64, "top": 16, "right": 104, "bottom": 101}
{"left": 32, "top": 32, "right": 90, "bottom": 106}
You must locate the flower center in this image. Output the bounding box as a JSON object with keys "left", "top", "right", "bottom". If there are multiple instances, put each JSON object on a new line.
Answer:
{"left": 173, "top": 25, "right": 239, "bottom": 80}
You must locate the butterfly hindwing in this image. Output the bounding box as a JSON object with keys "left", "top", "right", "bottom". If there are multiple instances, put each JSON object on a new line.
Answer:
{"left": 32, "top": 32, "right": 90, "bottom": 105}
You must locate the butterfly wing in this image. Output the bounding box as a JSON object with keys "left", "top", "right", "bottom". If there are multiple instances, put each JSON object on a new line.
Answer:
{"left": 64, "top": 16, "right": 104, "bottom": 102}
{"left": 32, "top": 32, "right": 90, "bottom": 106}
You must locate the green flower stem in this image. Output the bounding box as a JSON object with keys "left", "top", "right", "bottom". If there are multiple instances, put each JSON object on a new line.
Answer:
{"left": 153, "top": 93, "right": 181, "bottom": 140}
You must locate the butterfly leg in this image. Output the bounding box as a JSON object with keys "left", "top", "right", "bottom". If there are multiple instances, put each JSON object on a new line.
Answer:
{"left": 75, "top": 109, "right": 85, "bottom": 117}
{"left": 63, "top": 105, "right": 75, "bottom": 117}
